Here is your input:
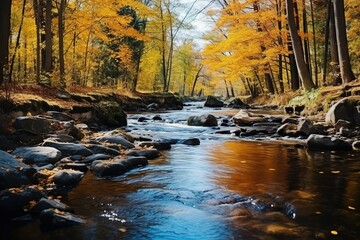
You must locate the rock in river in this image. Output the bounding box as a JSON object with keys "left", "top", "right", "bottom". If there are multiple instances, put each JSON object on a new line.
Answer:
{"left": 306, "top": 134, "right": 352, "bottom": 151}
{"left": 40, "top": 208, "right": 85, "bottom": 228}
{"left": 232, "top": 110, "right": 267, "bottom": 126}
{"left": 12, "top": 146, "right": 62, "bottom": 166}
{"left": 138, "top": 141, "right": 171, "bottom": 150}
{"left": 0, "top": 150, "right": 33, "bottom": 190}
{"left": 51, "top": 169, "right": 84, "bottom": 186}
{"left": 204, "top": 96, "right": 224, "bottom": 108}
{"left": 42, "top": 140, "right": 93, "bottom": 157}
{"left": 30, "top": 197, "right": 73, "bottom": 215}
{"left": 126, "top": 149, "right": 160, "bottom": 160}
{"left": 96, "top": 136, "right": 135, "bottom": 149}
{"left": 91, "top": 157, "right": 148, "bottom": 178}
{"left": 187, "top": 114, "right": 218, "bottom": 127}
{"left": 0, "top": 186, "right": 45, "bottom": 217}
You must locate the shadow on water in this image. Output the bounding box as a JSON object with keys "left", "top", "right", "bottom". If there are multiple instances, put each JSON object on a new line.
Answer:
{"left": 5, "top": 104, "right": 360, "bottom": 240}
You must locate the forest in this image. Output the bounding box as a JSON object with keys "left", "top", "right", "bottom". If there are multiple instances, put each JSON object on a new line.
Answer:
{"left": 0, "top": 0, "right": 358, "bottom": 98}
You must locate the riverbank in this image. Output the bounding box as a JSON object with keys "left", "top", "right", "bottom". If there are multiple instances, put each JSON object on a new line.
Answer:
{"left": 0, "top": 83, "right": 360, "bottom": 237}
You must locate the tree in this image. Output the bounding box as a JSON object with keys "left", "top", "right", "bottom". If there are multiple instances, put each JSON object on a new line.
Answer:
{"left": 332, "top": 0, "right": 355, "bottom": 84}
{"left": 286, "top": 0, "right": 315, "bottom": 90}
{"left": 0, "top": 0, "right": 12, "bottom": 84}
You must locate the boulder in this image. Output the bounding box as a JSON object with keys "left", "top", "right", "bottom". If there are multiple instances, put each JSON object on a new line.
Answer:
{"left": 277, "top": 123, "right": 298, "bottom": 137}
{"left": 40, "top": 209, "right": 85, "bottom": 228}
{"left": 46, "top": 134, "right": 76, "bottom": 143}
{"left": 325, "top": 97, "right": 360, "bottom": 126}
{"left": 91, "top": 157, "right": 148, "bottom": 178}
{"left": 0, "top": 186, "right": 45, "bottom": 217}
{"left": 93, "top": 101, "right": 127, "bottom": 127}
{"left": 147, "top": 103, "right": 159, "bottom": 110}
{"left": 12, "top": 146, "right": 62, "bottom": 166}
{"left": 126, "top": 149, "right": 160, "bottom": 160}
{"left": 96, "top": 136, "right": 135, "bottom": 149}
{"left": 60, "top": 163, "right": 88, "bottom": 172}
{"left": 88, "top": 144, "right": 120, "bottom": 156}
{"left": 46, "top": 111, "right": 74, "bottom": 121}
{"left": 285, "top": 106, "right": 294, "bottom": 114}
{"left": 138, "top": 117, "right": 150, "bottom": 122}
{"left": 14, "top": 116, "right": 51, "bottom": 135}
{"left": 30, "top": 197, "right": 73, "bottom": 215}
{"left": 204, "top": 96, "right": 224, "bottom": 108}
{"left": 138, "top": 141, "right": 171, "bottom": 150}
{"left": 152, "top": 115, "right": 163, "bottom": 121}
{"left": 306, "top": 134, "right": 352, "bottom": 151}
{"left": 179, "top": 138, "right": 201, "bottom": 145}
{"left": 232, "top": 110, "right": 267, "bottom": 126}
{"left": 51, "top": 169, "right": 84, "bottom": 186}
{"left": 294, "top": 105, "right": 305, "bottom": 115}
{"left": 187, "top": 114, "right": 218, "bottom": 127}
{"left": 0, "top": 150, "right": 32, "bottom": 190}
{"left": 42, "top": 141, "right": 93, "bottom": 157}
{"left": 297, "top": 119, "right": 325, "bottom": 136}
{"left": 82, "top": 153, "right": 111, "bottom": 163}
{"left": 66, "top": 126, "right": 84, "bottom": 141}
{"left": 227, "top": 98, "right": 249, "bottom": 109}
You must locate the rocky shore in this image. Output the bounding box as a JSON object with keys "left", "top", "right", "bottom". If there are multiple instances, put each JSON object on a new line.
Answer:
{"left": 0, "top": 92, "right": 359, "bottom": 231}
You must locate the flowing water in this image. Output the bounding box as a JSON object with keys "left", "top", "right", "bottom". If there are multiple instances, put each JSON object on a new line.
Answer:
{"left": 5, "top": 103, "right": 360, "bottom": 239}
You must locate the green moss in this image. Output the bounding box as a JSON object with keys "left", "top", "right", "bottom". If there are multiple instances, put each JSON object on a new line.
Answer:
{"left": 94, "top": 101, "right": 127, "bottom": 127}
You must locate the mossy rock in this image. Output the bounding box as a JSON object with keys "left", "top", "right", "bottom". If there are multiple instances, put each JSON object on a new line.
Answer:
{"left": 94, "top": 101, "right": 127, "bottom": 127}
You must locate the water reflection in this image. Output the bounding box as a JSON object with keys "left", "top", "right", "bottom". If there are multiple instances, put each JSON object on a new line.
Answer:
{"left": 4, "top": 102, "right": 360, "bottom": 239}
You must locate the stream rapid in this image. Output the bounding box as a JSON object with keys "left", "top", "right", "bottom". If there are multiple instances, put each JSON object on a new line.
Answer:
{"left": 7, "top": 102, "right": 360, "bottom": 240}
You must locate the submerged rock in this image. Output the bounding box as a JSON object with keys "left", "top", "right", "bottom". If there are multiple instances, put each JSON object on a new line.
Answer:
{"left": 179, "top": 138, "right": 201, "bottom": 145}
{"left": 187, "top": 114, "right": 218, "bottom": 127}
{"left": 306, "top": 134, "right": 352, "bottom": 151}
{"left": 40, "top": 209, "right": 85, "bottom": 228}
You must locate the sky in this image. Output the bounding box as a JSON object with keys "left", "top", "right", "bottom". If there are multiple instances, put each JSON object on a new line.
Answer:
{"left": 176, "top": 0, "right": 217, "bottom": 49}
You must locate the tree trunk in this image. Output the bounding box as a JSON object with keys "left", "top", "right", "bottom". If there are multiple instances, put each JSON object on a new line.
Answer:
{"left": 323, "top": 0, "right": 331, "bottom": 86}
{"left": 302, "top": 0, "right": 311, "bottom": 76}
{"left": 286, "top": 0, "right": 315, "bottom": 90}
{"left": 332, "top": 0, "right": 355, "bottom": 84}
{"left": 32, "top": 0, "right": 41, "bottom": 83}
{"left": 58, "top": 0, "right": 66, "bottom": 88}
{"left": 9, "top": 0, "right": 26, "bottom": 83}
{"left": 276, "top": 0, "right": 284, "bottom": 93}
{"left": 0, "top": 0, "right": 12, "bottom": 84}
{"left": 190, "top": 65, "right": 203, "bottom": 97}
{"left": 45, "top": 0, "right": 52, "bottom": 73}
{"left": 310, "top": 0, "right": 318, "bottom": 87}
{"left": 329, "top": 1, "right": 341, "bottom": 85}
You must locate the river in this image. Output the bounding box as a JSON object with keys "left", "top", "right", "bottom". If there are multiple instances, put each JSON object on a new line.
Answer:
{"left": 6, "top": 103, "right": 360, "bottom": 239}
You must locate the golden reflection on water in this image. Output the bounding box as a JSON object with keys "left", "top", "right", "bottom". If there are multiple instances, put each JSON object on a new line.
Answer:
{"left": 209, "top": 141, "right": 292, "bottom": 196}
